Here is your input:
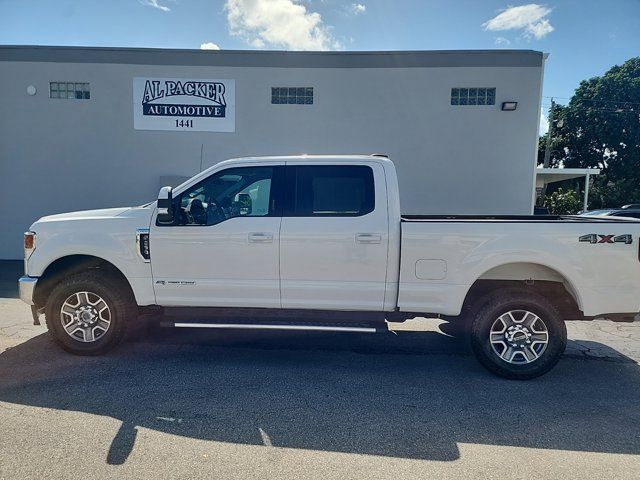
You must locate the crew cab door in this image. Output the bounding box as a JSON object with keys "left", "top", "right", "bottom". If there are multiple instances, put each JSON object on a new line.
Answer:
{"left": 279, "top": 162, "right": 389, "bottom": 310}
{"left": 150, "top": 163, "right": 284, "bottom": 307}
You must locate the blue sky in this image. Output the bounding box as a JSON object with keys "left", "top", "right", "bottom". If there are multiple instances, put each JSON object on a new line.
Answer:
{"left": 1, "top": 0, "right": 639, "bottom": 132}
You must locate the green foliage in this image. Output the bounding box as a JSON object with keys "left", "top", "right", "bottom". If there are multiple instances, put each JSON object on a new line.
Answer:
{"left": 539, "top": 57, "right": 640, "bottom": 208}
{"left": 542, "top": 188, "right": 582, "bottom": 215}
{"left": 589, "top": 179, "right": 640, "bottom": 209}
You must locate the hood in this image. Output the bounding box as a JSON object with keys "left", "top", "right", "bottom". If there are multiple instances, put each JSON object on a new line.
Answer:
{"left": 30, "top": 204, "right": 155, "bottom": 241}
{"left": 30, "top": 205, "right": 155, "bottom": 233}
{"left": 36, "top": 207, "right": 133, "bottom": 223}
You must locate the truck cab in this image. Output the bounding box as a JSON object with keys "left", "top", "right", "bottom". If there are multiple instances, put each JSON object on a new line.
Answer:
{"left": 149, "top": 155, "right": 399, "bottom": 311}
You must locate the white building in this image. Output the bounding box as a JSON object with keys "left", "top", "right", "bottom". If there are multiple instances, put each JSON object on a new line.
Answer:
{"left": 0, "top": 46, "right": 546, "bottom": 259}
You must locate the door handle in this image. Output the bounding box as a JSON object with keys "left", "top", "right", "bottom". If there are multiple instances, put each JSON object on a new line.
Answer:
{"left": 248, "top": 232, "right": 274, "bottom": 243}
{"left": 355, "top": 233, "right": 382, "bottom": 244}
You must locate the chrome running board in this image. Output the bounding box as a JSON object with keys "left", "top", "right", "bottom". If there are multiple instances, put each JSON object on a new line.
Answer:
{"left": 167, "top": 322, "right": 380, "bottom": 333}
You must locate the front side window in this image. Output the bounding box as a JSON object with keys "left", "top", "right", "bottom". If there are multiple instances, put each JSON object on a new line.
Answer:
{"left": 287, "top": 165, "right": 375, "bottom": 217}
{"left": 174, "top": 167, "right": 275, "bottom": 226}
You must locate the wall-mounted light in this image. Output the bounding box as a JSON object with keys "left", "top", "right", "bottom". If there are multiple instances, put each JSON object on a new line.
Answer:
{"left": 501, "top": 101, "right": 518, "bottom": 111}
{"left": 26, "top": 85, "right": 37, "bottom": 96}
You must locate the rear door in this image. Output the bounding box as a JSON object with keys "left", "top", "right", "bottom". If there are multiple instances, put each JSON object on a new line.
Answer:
{"left": 279, "top": 162, "right": 389, "bottom": 310}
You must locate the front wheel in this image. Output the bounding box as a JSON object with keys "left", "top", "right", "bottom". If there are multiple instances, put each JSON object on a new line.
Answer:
{"left": 45, "top": 271, "right": 136, "bottom": 355}
{"left": 470, "top": 290, "right": 567, "bottom": 380}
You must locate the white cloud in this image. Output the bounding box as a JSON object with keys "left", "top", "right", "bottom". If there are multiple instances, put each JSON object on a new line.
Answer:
{"left": 200, "top": 42, "right": 221, "bottom": 50}
{"left": 525, "top": 18, "right": 553, "bottom": 39}
{"left": 350, "top": 3, "right": 366, "bottom": 15}
{"left": 141, "top": 0, "right": 170, "bottom": 12}
{"left": 483, "top": 4, "right": 554, "bottom": 40}
{"left": 540, "top": 111, "right": 549, "bottom": 135}
{"left": 225, "top": 0, "right": 341, "bottom": 50}
{"left": 494, "top": 36, "right": 511, "bottom": 46}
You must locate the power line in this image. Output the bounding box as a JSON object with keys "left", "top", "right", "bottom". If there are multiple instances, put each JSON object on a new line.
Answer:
{"left": 541, "top": 103, "right": 640, "bottom": 114}
{"left": 542, "top": 95, "right": 640, "bottom": 107}
{"left": 541, "top": 103, "right": 640, "bottom": 112}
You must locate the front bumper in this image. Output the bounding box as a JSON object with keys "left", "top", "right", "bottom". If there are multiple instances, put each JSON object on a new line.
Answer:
{"left": 18, "top": 276, "right": 38, "bottom": 306}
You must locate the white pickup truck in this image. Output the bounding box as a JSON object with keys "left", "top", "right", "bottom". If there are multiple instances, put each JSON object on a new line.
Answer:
{"left": 19, "top": 155, "right": 640, "bottom": 379}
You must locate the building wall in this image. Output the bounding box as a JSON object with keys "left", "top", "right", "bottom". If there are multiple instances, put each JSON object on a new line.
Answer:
{"left": 0, "top": 48, "right": 544, "bottom": 259}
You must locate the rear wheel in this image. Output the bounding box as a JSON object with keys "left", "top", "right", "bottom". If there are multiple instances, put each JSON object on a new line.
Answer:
{"left": 470, "top": 290, "right": 567, "bottom": 379}
{"left": 45, "top": 271, "right": 136, "bottom": 355}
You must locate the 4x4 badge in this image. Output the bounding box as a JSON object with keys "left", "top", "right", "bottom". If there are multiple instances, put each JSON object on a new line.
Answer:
{"left": 579, "top": 234, "right": 633, "bottom": 244}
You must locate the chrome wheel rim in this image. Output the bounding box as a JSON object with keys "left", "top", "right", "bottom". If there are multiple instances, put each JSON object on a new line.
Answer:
{"left": 489, "top": 310, "right": 549, "bottom": 364}
{"left": 60, "top": 291, "right": 111, "bottom": 343}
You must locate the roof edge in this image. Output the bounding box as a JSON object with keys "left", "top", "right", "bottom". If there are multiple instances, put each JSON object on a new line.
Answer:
{"left": 0, "top": 45, "right": 545, "bottom": 68}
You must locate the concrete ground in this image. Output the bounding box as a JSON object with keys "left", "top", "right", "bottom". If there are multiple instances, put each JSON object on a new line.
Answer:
{"left": 1, "top": 260, "right": 639, "bottom": 479}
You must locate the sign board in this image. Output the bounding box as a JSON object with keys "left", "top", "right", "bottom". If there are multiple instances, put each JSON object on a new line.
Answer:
{"left": 133, "top": 77, "right": 235, "bottom": 132}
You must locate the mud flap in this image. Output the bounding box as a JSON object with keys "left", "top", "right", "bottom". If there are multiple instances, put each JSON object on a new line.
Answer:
{"left": 31, "top": 305, "right": 41, "bottom": 325}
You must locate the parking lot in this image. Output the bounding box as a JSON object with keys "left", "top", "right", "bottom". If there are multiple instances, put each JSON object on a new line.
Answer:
{"left": 1, "top": 261, "right": 639, "bottom": 479}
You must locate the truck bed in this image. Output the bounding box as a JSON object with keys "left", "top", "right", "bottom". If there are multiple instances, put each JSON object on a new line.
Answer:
{"left": 398, "top": 214, "right": 640, "bottom": 317}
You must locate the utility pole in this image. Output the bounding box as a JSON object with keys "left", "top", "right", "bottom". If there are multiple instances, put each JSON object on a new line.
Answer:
{"left": 543, "top": 98, "right": 554, "bottom": 168}
{"left": 540, "top": 98, "right": 554, "bottom": 200}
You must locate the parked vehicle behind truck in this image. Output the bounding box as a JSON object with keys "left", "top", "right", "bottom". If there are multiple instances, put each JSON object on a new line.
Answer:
{"left": 19, "top": 155, "right": 640, "bottom": 379}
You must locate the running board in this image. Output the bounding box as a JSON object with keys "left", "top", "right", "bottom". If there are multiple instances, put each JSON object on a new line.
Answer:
{"left": 162, "top": 321, "right": 384, "bottom": 333}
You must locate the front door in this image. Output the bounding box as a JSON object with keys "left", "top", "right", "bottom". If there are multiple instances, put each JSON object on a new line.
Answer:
{"left": 150, "top": 164, "right": 284, "bottom": 308}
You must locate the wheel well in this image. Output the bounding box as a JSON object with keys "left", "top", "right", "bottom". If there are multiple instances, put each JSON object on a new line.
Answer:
{"left": 462, "top": 262, "right": 583, "bottom": 320}
{"left": 33, "top": 255, "right": 135, "bottom": 309}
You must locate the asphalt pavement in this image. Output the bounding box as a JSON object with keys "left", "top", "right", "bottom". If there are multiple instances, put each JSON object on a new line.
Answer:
{"left": 1, "top": 260, "right": 639, "bottom": 479}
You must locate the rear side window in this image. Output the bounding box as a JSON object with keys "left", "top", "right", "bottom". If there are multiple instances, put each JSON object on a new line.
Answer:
{"left": 287, "top": 165, "right": 375, "bottom": 217}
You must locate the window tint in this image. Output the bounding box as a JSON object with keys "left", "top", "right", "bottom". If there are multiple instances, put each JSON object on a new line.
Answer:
{"left": 288, "top": 165, "right": 374, "bottom": 217}
{"left": 175, "top": 167, "right": 274, "bottom": 226}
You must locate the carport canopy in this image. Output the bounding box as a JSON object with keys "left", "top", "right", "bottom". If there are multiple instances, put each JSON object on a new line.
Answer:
{"left": 536, "top": 168, "right": 601, "bottom": 212}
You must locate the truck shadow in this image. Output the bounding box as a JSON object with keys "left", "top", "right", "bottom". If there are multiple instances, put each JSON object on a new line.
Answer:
{"left": 0, "top": 328, "right": 638, "bottom": 465}
{"left": 0, "top": 260, "right": 21, "bottom": 299}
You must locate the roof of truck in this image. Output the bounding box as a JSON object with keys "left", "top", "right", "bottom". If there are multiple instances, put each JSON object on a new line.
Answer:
{"left": 225, "top": 154, "right": 391, "bottom": 163}
{"left": 173, "top": 154, "right": 393, "bottom": 194}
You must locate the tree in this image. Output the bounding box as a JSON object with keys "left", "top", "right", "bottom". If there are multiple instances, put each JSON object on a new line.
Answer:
{"left": 539, "top": 57, "right": 640, "bottom": 208}
{"left": 542, "top": 188, "right": 581, "bottom": 215}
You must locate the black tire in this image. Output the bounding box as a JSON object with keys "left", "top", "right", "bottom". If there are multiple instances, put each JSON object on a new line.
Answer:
{"left": 470, "top": 289, "right": 567, "bottom": 380}
{"left": 45, "top": 271, "right": 136, "bottom": 355}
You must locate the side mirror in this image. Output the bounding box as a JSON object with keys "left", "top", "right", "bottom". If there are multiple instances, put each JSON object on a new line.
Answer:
{"left": 157, "top": 186, "right": 174, "bottom": 224}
